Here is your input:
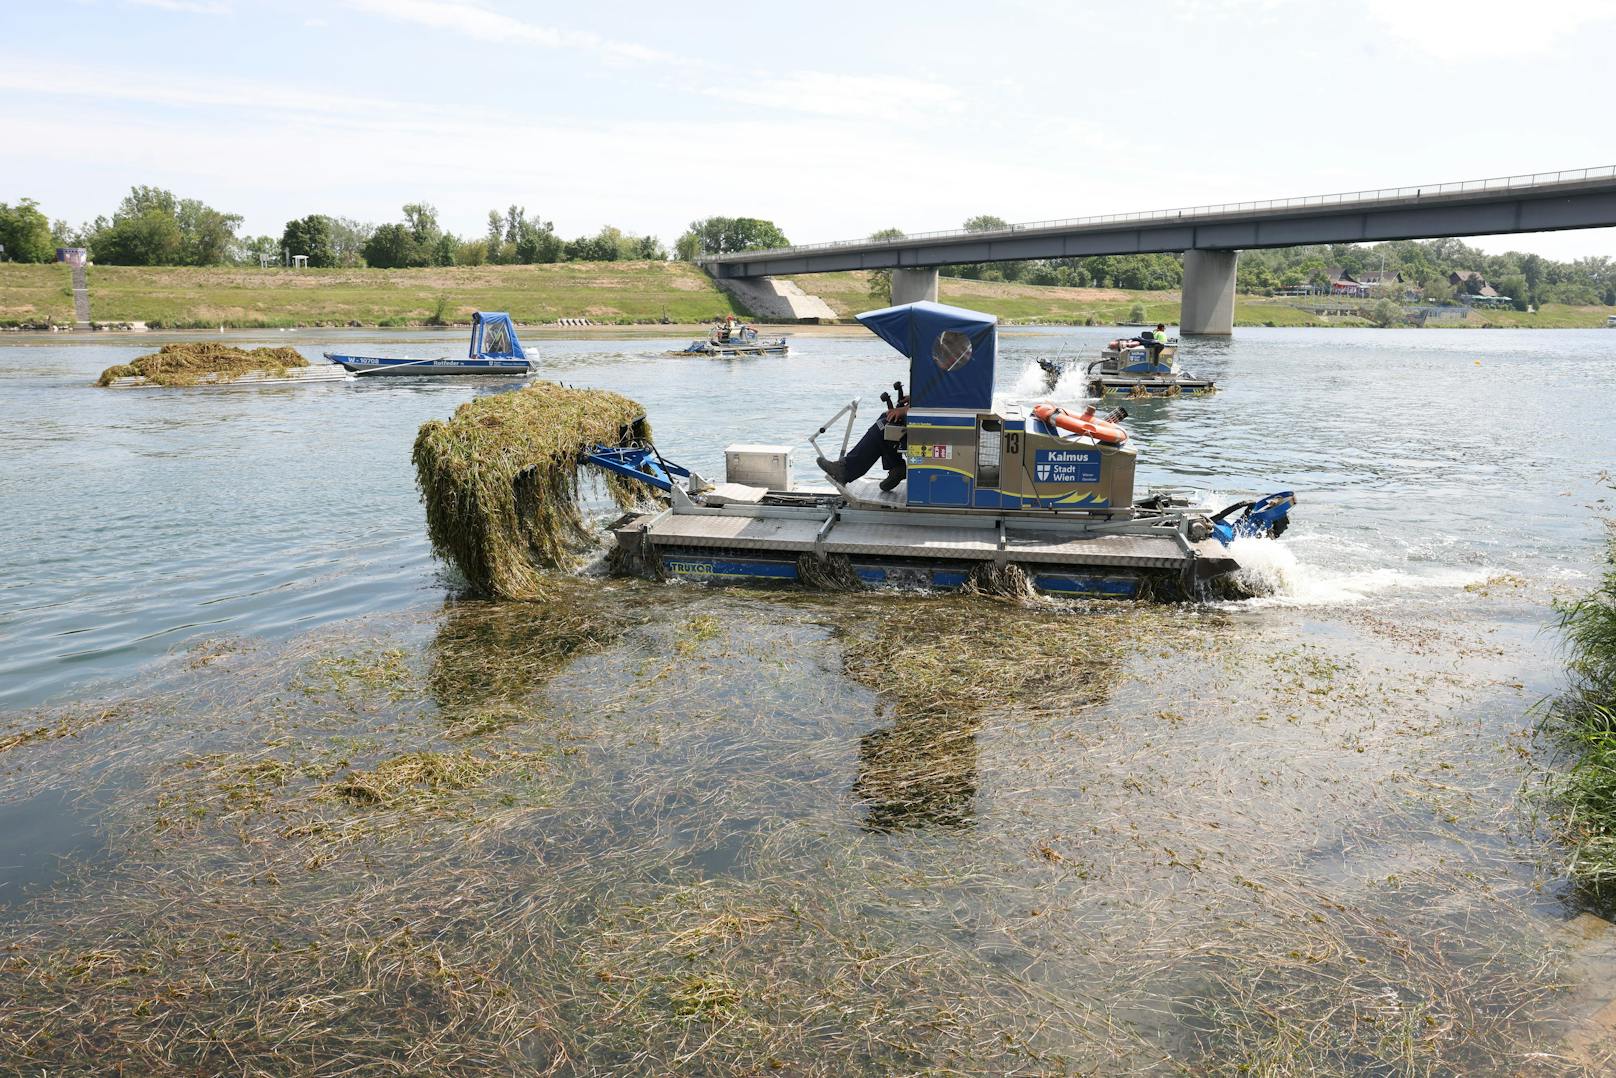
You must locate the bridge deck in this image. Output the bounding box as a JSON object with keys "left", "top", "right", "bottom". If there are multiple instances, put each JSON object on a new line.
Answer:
{"left": 701, "top": 166, "right": 1616, "bottom": 276}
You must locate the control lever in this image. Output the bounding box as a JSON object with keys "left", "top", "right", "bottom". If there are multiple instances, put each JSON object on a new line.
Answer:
{"left": 893, "top": 380, "right": 908, "bottom": 406}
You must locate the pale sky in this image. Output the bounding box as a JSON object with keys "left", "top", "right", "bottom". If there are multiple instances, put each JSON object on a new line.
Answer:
{"left": 4, "top": 0, "right": 1614, "bottom": 260}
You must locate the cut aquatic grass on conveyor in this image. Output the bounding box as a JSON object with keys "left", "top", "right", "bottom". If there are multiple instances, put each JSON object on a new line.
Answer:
{"left": 412, "top": 380, "right": 651, "bottom": 600}
{"left": 95, "top": 342, "right": 308, "bottom": 386}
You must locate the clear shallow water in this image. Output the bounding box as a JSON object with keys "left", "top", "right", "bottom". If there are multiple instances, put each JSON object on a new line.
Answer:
{"left": 3, "top": 325, "right": 1616, "bottom": 1070}
{"left": 1, "top": 325, "right": 1612, "bottom": 710}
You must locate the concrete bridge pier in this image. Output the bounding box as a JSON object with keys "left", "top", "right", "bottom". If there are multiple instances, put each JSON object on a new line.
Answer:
{"left": 890, "top": 268, "right": 939, "bottom": 305}
{"left": 1180, "top": 249, "right": 1238, "bottom": 335}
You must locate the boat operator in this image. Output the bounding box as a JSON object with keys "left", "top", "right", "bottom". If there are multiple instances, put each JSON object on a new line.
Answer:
{"left": 817, "top": 398, "right": 909, "bottom": 493}
{"left": 1148, "top": 323, "right": 1168, "bottom": 366}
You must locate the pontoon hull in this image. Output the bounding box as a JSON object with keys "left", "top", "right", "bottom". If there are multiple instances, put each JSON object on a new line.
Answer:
{"left": 667, "top": 343, "right": 789, "bottom": 357}
{"left": 1088, "top": 377, "right": 1217, "bottom": 397}
{"left": 324, "top": 354, "right": 531, "bottom": 376}
{"left": 610, "top": 500, "right": 1243, "bottom": 601}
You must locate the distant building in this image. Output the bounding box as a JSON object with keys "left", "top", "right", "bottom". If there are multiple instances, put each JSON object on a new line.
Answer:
{"left": 1324, "top": 267, "right": 1369, "bottom": 297}
{"left": 56, "top": 247, "right": 87, "bottom": 267}
{"left": 1448, "top": 270, "right": 1498, "bottom": 297}
{"left": 1356, "top": 269, "right": 1403, "bottom": 287}
{"left": 1447, "top": 270, "right": 1503, "bottom": 305}
{"left": 1357, "top": 268, "right": 1422, "bottom": 300}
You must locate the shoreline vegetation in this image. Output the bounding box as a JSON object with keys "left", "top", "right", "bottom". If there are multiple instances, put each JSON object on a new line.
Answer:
{"left": 2, "top": 262, "right": 1613, "bottom": 331}
{"left": 1541, "top": 517, "right": 1616, "bottom": 901}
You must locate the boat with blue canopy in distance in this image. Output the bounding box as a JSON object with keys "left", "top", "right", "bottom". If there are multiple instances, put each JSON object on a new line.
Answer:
{"left": 324, "top": 312, "right": 532, "bottom": 376}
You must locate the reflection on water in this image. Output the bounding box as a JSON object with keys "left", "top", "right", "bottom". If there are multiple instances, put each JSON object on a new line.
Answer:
{"left": 0, "top": 786, "right": 105, "bottom": 911}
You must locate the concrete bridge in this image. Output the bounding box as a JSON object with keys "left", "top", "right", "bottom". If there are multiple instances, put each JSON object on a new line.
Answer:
{"left": 698, "top": 165, "right": 1616, "bottom": 334}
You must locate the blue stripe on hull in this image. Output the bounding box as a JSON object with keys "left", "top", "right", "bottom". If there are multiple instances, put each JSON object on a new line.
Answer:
{"left": 662, "top": 556, "right": 798, "bottom": 582}
{"left": 325, "top": 355, "right": 529, "bottom": 375}
{"left": 657, "top": 553, "right": 1143, "bottom": 598}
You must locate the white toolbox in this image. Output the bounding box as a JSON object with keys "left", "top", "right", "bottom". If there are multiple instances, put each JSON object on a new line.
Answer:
{"left": 724, "top": 444, "right": 794, "bottom": 491}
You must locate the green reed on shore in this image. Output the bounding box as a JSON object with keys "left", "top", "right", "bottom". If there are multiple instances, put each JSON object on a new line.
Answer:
{"left": 1541, "top": 521, "right": 1616, "bottom": 896}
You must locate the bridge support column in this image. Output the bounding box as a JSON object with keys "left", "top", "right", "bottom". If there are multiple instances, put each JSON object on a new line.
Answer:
{"left": 890, "top": 268, "right": 939, "bottom": 306}
{"left": 1180, "top": 249, "right": 1238, "bottom": 336}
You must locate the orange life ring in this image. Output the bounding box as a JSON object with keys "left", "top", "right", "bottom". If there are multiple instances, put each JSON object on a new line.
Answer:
{"left": 1031, "top": 402, "right": 1128, "bottom": 446}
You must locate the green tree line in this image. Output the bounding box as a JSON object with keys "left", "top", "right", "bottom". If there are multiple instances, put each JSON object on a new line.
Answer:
{"left": 1236, "top": 238, "right": 1615, "bottom": 309}
{"left": 6, "top": 188, "right": 797, "bottom": 270}
{"left": 13, "top": 187, "right": 1610, "bottom": 307}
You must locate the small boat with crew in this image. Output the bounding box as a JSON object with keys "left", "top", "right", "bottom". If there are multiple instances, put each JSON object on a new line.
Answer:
{"left": 1040, "top": 327, "right": 1215, "bottom": 398}
{"left": 669, "top": 316, "right": 788, "bottom": 357}
{"left": 586, "top": 301, "right": 1292, "bottom": 600}
{"left": 324, "top": 312, "right": 532, "bottom": 376}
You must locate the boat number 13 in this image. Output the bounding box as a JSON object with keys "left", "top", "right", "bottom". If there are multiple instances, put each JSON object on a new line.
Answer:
{"left": 1006, "top": 433, "right": 1020, "bottom": 455}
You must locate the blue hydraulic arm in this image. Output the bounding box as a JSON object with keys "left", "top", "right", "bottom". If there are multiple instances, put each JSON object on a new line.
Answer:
{"left": 581, "top": 444, "right": 690, "bottom": 494}
{"left": 1211, "top": 491, "right": 1296, "bottom": 544}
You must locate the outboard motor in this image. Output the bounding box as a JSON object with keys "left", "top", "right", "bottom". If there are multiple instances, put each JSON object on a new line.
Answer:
{"left": 1211, "top": 491, "right": 1296, "bottom": 543}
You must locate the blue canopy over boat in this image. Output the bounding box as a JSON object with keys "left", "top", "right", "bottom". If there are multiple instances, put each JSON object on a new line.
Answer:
{"left": 470, "top": 311, "right": 526, "bottom": 360}
{"left": 856, "top": 301, "right": 996, "bottom": 410}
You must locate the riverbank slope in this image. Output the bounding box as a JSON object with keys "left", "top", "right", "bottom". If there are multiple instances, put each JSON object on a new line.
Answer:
{"left": 0, "top": 262, "right": 747, "bottom": 329}
{"left": 784, "top": 270, "right": 1616, "bottom": 329}
{"left": 2, "top": 262, "right": 1611, "bottom": 329}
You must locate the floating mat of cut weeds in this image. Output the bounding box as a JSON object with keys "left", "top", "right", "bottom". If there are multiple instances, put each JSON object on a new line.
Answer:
{"left": 413, "top": 380, "right": 649, "bottom": 600}
{"left": 96, "top": 343, "right": 308, "bottom": 386}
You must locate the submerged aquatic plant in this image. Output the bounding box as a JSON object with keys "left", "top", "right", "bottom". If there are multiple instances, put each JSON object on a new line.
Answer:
{"left": 95, "top": 343, "right": 308, "bottom": 386}
{"left": 411, "top": 380, "right": 651, "bottom": 600}
{"left": 0, "top": 585, "right": 1587, "bottom": 1074}
{"left": 1541, "top": 524, "right": 1616, "bottom": 895}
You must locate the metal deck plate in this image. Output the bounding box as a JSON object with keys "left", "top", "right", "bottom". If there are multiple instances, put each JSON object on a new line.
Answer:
{"left": 647, "top": 514, "right": 824, "bottom": 551}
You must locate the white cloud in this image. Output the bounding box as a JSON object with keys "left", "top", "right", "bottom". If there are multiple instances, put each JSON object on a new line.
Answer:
{"left": 343, "top": 0, "right": 673, "bottom": 64}
{"left": 705, "top": 71, "right": 962, "bottom": 121}
{"left": 127, "top": 0, "right": 232, "bottom": 13}
{"left": 4, "top": 1, "right": 1612, "bottom": 261}
{"left": 1361, "top": 0, "right": 1616, "bottom": 59}
{"left": 0, "top": 59, "right": 440, "bottom": 122}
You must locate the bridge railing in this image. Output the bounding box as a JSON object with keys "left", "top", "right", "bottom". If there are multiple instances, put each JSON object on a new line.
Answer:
{"left": 701, "top": 164, "right": 1616, "bottom": 263}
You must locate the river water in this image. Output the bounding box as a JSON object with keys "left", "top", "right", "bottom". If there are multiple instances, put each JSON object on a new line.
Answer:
{"left": 4, "top": 326, "right": 1609, "bottom": 709}
{"left": 1, "top": 326, "right": 1614, "bottom": 1072}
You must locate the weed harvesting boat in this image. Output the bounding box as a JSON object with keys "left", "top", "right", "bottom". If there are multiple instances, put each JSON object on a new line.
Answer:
{"left": 1041, "top": 333, "right": 1215, "bottom": 397}
{"left": 324, "top": 312, "right": 531, "bottom": 376}
{"left": 588, "top": 302, "right": 1291, "bottom": 600}
{"left": 668, "top": 319, "right": 788, "bottom": 357}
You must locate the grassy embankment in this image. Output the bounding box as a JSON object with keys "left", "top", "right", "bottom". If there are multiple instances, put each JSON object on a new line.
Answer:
{"left": 0, "top": 263, "right": 75, "bottom": 325}
{"left": 0, "top": 262, "right": 745, "bottom": 329}
{"left": 3, "top": 261, "right": 1611, "bottom": 329}
{"left": 1542, "top": 523, "right": 1616, "bottom": 899}
{"left": 786, "top": 270, "right": 1616, "bottom": 329}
